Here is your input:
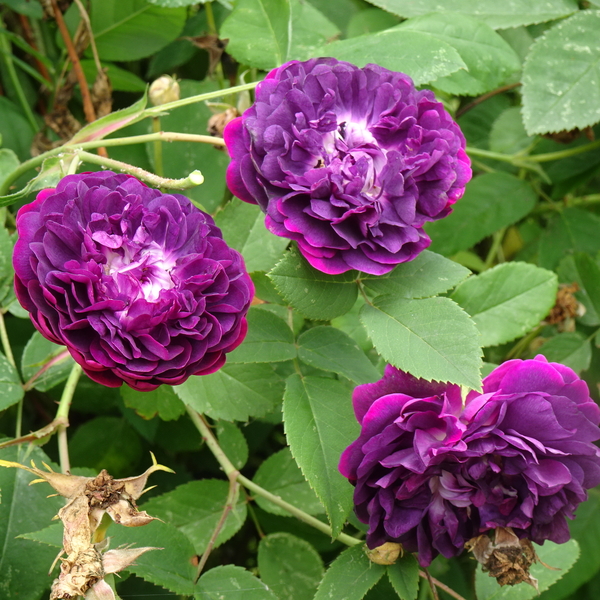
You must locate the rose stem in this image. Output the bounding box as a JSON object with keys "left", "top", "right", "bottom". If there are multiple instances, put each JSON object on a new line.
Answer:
{"left": 186, "top": 406, "right": 362, "bottom": 547}
{"left": 152, "top": 117, "right": 164, "bottom": 178}
{"left": 195, "top": 475, "right": 240, "bottom": 581}
{"left": 423, "top": 568, "right": 440, "bottom": 600}
{"left": 0, "top": 133, "right": 223, "bottom": 196}
{"left": 142, "top": 80, "right": 258, "bottom": 117}
{"left": 75, "top": 150, "right": 204, "bottom": 190}
{"left": 55, "top": 363, "right": 82, "bottom": 474}
{"left": 0, "top": 310, "right": 22, "bottom": 438}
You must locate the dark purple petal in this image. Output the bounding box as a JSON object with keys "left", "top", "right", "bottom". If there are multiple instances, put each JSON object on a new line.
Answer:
{"left": 224, "top": 58, "right": 471, "bottom": 275}
{"left": 14, "top": 172, "right": 254, "bottom": 391}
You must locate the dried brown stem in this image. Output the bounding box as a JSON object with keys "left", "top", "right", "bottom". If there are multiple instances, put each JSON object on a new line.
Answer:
{"left": 49, "top": 0, "right": 96, "bottom": 124}
{"left": 456, "top": 83, "right": 522, "bottom": 119}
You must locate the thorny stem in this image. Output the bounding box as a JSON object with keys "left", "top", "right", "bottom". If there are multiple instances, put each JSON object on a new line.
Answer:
{"left": 0, "top": 132, "right": 224, "bottom": 196}
{"left": 505, "top": 325, "right": 544, "bottom": 361}
{"left": 195, "top": 475, "right": 240, "bottom": 581}
{"left": 186, "top": 407, "right": 362, "bottom": 547}
{"left": 533, "top": 193, "right": 600, "bottom": 213}
{"left": 75, "top": 150, "right": 204, "bottom": 189}
{"left": 56, "top": 363, "right": 83, "bottom": 474}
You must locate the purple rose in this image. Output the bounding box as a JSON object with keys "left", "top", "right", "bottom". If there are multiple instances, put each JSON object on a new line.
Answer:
{"left": 224, "top": 58, "right": 471, "bottom": 275}
{"left": 339, "top": 365, "right": 475, "bottom": 566}
{"left": 461, "top": 355, "right": 600, "bottom": 546}
{"left": 14, "top": 171, "right": 254, "bottom": 391}
{"left": 340, "top": 358, "right": 600, "bottom": 567}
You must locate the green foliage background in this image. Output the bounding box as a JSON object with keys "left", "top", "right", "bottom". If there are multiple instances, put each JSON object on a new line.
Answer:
{"left": 1, "top": 0, "right": 600, "bottom": 599}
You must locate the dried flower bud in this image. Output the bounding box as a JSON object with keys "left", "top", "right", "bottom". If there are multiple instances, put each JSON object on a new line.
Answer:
{"left": 467, "top": 527, "right": 541, "bottom": 589}
{"left": 208, "top": 107, "right": 239, "bottom": 138}
{"left": 366, "top": 542, "right": 403, "bottom": 565}
{"left": 149, "top": 75, "right": 180, "bottom": 106}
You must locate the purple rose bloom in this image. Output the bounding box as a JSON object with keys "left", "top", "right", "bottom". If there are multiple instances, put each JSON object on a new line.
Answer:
{"left": 340, "top": 358, "right": 600, "bottom": 567}
{"left": 461, "top": 355, "right": 600, "bottom": 546}
{"left": 14, "top": 171, "right": 254, "bottom": 391}
{"left": 224, "top": 58, "right": 471, "bottom": 275}
{"left": 339, "top": 365, "right": 475, "bottom": 566}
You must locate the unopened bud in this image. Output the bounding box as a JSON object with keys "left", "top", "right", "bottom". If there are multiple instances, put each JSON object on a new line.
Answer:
{"left": 366, "top": 542, "right": 403, "bottom": 565}
{"left": 149, "top": 75, "right": 180, "bottom": 106}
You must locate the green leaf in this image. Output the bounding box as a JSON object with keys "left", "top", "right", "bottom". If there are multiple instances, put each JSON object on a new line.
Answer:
{"left": 121, "top": 385, "right": 186, "bottom": 421}
{"left": 287, "top": 0, "right": 340, "bottom": 61}
{"left": 79, "top": 59, "right": 147, "bottom": 92}
{"left": 0, "top": 446, "right": 65, "bottom": 600}
{"left": 314, "top": 544, "right": 385, "bottom": 600}
{"left": 539, "top": 208, "right": 600, "bottom": 270}
{"left": 426, "top": 173, "right": 537, "bottom": 257}
{"left": 175, "top": 363, "right": 285, "bottom": 421}
{"left": 252, "top": 447, "right": 325, "bottom": 517}
{"left": 220, "top": 0, "right": 292, "bottom": 70}
{"left": 196, "top": 565, "right": 279, "bottom": 600}
{"left": 149, "top": 79, "right": 229, "bottom": 214}
{"left": 475, "top": 539, "right": 579, "bottom": 600}
{"left": 347, "top": 7, "right": 400, "bottom": 37}
{"left": 268, "top": 247, "right": 358, "bottom": 321}
{"left": 283, "top": 375, "right": 359, "bottom": 536}
{"left": 70, "top": 92, "right": 148, "bottom": 144}
{"left": 18, "top": 522, "right": 62, "bottom": 548}
{"left": 222, "top": 0, "right": 339, "bottom": 70}
{"left": 148, "top": 0, "right": 200, "bottom": 6}
{"left": 85, "top": 0, "right": 187, "bottom": 62}
{"left": 227, "top": 307, "right": 296, "bottom": 364}
{"left": 387, "top": 555, "right": 420, "bottom": 600}
{"left": 109, "top": 518, "right": 196, "bottom": 595}
{"left": 0, "top": 154, "right": 70, "bottom": 206}
{"left": 0, "top": 97, "right": 35, "bottom": 162}
{"left": 522, "top": 11, "right": 600, "bottom": 135}
{"left": 143, "top": 479, "right": 248, "bottom": 555}
{"left": 69, "top": 416, "right": 143, "bottom": 478}
{"left": 364, "top": 0, "right": 578, "bottom": 29}
{"left": 539, "top": 490, "right": 600, "bottom": 600}
{"left": 216, "top": 421, "right": 249, "bottom": 470}
{"left": 21, "top": 332, "right": 74, "bottom": 393}
{"left": 0, "top": 148, "right": 19, "bottom": 192}
{"left": 397, "top": 13, "right": 520, "bottom": 96}
{"left": 360, "top": 296, "right": 482, "bottom": 389}
{"left": 215, "top": 199, "right": 289, "bottom": 273}
{"left": 490, "top": 107, "right": 535, "bottom": 155}
{"left": 1, "top": 0, "right": 43, "bottom": 18}
{"left": 257, "top": 533, "right": 324, "bottom": 600}
{"left": 359, "top": 250, "right": 471, "bottom": 299}
{"left": 451, "top": 262, "right": 558, "bottom": 347}
{"left": 0, "top": 223, "right": 15, "bottom": 306}
{"left": 297, "top": 326, "right": 380, "bottom": 384}
{"left": 324, "top": 27, "right": 466, "bottom": 86}
{"left": 0, "top": 352, "right": 23, "bottom": 411}
{"left": 537, "top": 332, "right": 592, "bottom": 374}
{"left": 573, "top": 253, "right": 600, "bottom": 324}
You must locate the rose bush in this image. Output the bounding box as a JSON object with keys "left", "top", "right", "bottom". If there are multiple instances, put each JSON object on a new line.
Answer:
{"left": 14, "top": 171, "right": 254, "bottom": 391}
{"left": 224, "top": 58, "right": 471, "bottom": 275}
{"left": 340, "top": 357, "right": 600, "bottom": 566}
